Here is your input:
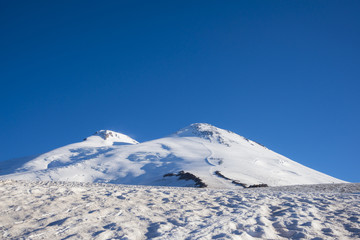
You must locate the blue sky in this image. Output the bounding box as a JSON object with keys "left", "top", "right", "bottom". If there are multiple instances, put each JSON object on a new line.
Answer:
{"left": 1, "top": 1, "right": 359, "bottom": 182}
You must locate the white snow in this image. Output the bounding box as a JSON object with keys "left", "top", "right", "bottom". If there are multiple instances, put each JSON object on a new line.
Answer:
{"left": 0, "top": 124, "right": 355, "bottom": 239}
{"left": 0, "top": 123, "right": 345, "bottom": 188}
{"left": 0, "top": 180, "right": 359, "bottom": 239}
{"left": 87, "top": 130, "right": 139, "bottom": 145}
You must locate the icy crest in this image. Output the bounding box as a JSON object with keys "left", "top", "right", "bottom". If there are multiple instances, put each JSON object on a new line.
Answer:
{"left": 174, "top": 123, "right": 245, "bottom": 147}
{"left": 90, "top": 130, "right": 138, "bottom": 144}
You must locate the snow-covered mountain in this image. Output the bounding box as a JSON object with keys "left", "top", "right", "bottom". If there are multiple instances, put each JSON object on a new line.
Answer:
{"left": 0, "top": 123, "right": 345, "bottom": 188}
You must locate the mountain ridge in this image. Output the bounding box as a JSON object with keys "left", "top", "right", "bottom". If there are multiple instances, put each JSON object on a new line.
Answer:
{"left": 0, "top": 123, "right": 346, "bottom": 188}
{"left": 84, "top": 129, "right": 139, "bottom": 145}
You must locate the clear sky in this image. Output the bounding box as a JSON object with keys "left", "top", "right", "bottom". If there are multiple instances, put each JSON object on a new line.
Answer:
{"left": 1, "top": 1, "right": 359, "bottom": 182}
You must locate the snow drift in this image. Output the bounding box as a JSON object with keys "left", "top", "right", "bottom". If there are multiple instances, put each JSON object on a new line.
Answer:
{"left": 1, "top": 180, "right": 359, "bottom": 239}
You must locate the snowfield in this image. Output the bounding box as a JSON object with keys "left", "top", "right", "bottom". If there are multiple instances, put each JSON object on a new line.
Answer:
{"left": 1, "top": 180, "right": 359, "bottom": 240}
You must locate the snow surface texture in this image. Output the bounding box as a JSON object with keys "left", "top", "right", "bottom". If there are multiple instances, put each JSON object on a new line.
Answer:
{"left": 0, "top": 123, "right": 345, "bottom": 188}
{"left": 0, "top": 180, "right": 359, "bottom": 239}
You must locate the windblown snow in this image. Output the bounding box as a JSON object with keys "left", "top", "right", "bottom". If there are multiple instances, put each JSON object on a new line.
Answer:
{"left": 0, "top": 123, "right": 345, "bottom": 188}
{"left": 1, "top": 180, "right": 359, "bottom": 239}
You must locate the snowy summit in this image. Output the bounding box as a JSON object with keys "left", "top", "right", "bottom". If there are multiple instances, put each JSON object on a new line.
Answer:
{"left": 174, "top": 123, "right": 265, "bottom": 148}
{"left": 85, "top": 130, "right": 139, "bottom": 145}
{"left": 0, "top": 123, "right": 345, "bottom": 188}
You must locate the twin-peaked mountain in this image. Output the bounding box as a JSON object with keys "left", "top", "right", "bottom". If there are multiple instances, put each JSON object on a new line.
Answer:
{"left": 0, "top": 123, "right": 345, "bottom": 188}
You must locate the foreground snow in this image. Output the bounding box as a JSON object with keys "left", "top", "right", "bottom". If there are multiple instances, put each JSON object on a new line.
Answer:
{"left": 0, "top": 181, "right": 359, "bottom": 239}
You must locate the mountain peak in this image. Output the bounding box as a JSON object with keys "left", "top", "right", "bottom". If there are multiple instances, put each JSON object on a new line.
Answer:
{"left": 176, "top": 123, "right": 225, "bottom": 135}
{"left": 174, "top": 123, "right": 242, "bottom": 147}
{"left": 86, "top": 130, "right": 139, "bottom": 145}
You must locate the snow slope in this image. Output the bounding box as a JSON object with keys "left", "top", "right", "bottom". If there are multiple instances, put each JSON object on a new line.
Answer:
{"left": 1, "top": 180, "right": 359, "bottom": 239}
{"left": 0, "top": 123, "right": 345, "bottom": 188}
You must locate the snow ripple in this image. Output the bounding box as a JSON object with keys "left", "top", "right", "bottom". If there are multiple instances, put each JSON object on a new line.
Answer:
{"left": 0, "top": 181, "right": 359, "bottom": 239}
